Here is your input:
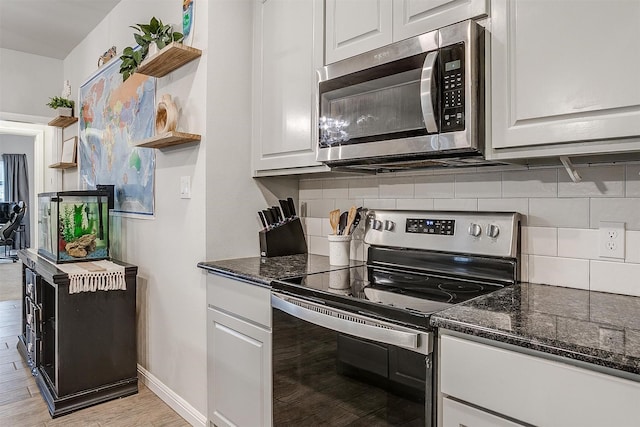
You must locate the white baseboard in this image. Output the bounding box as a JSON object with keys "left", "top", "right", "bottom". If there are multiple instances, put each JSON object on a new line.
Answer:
{"left": 137, "top": 364, "right": 207, "bottom": 427}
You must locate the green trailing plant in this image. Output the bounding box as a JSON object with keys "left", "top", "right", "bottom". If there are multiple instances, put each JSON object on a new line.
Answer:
{"left": 119, "top": 16, "right": 184, "bottom": 81}
{"left": 46, "top": 96, "right": 74, "bottom": 109}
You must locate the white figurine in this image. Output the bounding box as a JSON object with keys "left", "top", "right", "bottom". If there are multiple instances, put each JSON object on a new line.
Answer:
{"left": 62, "top": 80, "right": 71, "bottom": 99}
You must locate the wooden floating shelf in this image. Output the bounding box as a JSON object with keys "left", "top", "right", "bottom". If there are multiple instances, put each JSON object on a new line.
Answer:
{"left": 49, "top": 162, "right": 77, "bottom": 169}
{"left": 48, "top": 116, "right": 78, "bottom": 128}
{"left": 137, "top": 42, "right": 202, "bottom": 78}
{"left": 134, "top": 131, "right": 201, "bottom": 149}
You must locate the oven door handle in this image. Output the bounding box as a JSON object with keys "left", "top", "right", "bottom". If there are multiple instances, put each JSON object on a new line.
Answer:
{"left": 420, "top": 50, "right": 439, "bottom": 134}
{"left": 272, "top": 292, "right": 431, "bottom": 355}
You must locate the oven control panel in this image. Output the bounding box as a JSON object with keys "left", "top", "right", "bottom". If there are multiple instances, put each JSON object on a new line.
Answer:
{"left": 406, "top": 218, "right": 455, "bottom": 235}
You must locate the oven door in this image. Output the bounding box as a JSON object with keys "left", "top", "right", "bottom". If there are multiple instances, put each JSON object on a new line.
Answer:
{"left": 272, "top": 292, "right": 434, "bottom": 426}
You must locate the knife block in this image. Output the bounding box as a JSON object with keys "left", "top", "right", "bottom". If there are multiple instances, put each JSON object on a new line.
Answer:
{"left": 259, "top": 218, "right": 307, "bottom": 257}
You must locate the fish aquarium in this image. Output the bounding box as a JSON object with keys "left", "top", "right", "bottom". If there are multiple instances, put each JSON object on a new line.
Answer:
{"left": 38, "top": 191, "right": 110, "bottom": 264}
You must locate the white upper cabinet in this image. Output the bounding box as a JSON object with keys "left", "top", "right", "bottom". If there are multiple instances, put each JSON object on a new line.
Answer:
{"left": 252, "top": 0, "right": 327, "bottom": 175}
{"left": 393, "top": 0, "right": 489, "bottom": 42}
{"left": 326, "top": 0, "right": 487, "bottom": 64}
{"left": 325, "top": 0, "right": 393, "bottom": 64}
{"left": 490, "top": 0, "right": 640, "bottom": 157}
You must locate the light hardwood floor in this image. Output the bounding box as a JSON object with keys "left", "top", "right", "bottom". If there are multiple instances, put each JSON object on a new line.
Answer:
{"left": 0, "top": 299, "right": 191, "bottom": 426}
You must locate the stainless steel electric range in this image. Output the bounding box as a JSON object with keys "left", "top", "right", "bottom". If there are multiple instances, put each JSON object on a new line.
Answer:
{"left": 271, "top": 210, "right": 521, "bottom": 426}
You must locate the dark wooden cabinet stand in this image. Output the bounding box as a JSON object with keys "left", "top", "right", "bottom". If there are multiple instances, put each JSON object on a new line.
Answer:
{"left": 17, "top": 250, "right": 138, "bottom": 418}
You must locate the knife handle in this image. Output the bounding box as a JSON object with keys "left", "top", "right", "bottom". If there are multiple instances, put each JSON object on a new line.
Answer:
{"left": 279, "top": 199, "right": 291, "bottom": 219}
{"left": 262, "top": 209, "right": 274, "bottom": 226}
{"left": 287, "top": 197, "right": 296, "bottom": 217}
{"left": 258, "top": 211, "right": 267, "bottom": 228}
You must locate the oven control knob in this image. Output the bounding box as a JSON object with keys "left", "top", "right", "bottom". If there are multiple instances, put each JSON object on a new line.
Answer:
{"left": 371, "top": 219, "right": 383, "bottom": 231}
{"left": 487, "top": 224, "right": 500, "bottom": 238}
{"left": 468, "top": 223, "right": 482, "bottom": 237}
{"left": 384, "top": 220, "right": 395, "bottom": 231}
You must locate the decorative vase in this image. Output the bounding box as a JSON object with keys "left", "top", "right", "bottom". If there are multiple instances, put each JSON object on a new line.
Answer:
{"left": 155, "top": 94, "right": 178, "bottom": 135}
{"left": 56, "top": 107, "right": 73, "bottom": 117}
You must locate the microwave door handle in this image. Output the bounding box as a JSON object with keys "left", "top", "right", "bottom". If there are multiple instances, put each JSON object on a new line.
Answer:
{"left": 420, "top": 50, "right": 439, "bottom": 134}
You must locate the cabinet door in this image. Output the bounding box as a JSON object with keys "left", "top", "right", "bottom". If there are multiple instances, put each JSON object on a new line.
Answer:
{"left": 325, "top": 0, "right": 393, "bottom": 64}
{"left": 443, "top": 397, "right": 523, "bottom": 427}
{"left": 252, "top": 0, "right": 327, "bottom": 175}
{"left": 208, "top": 307, "right": 272, "bottom": 427}
{"left": 392, "top": 0, "right": 488, "bottom": 42}
{"left": 491, "top": 0, "right": 640, "bottom": 152}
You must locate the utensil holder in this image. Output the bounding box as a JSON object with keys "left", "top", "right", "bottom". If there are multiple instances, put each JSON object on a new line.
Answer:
{"left": 259, "top": 218, "right": 307, "bottom": 257}
{"left": 328, "top": 234, "right": 352, "bottom": 266}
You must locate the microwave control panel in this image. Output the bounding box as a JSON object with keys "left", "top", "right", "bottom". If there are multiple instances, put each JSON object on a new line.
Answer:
{"left": 406, "top": 218, "right": 455, "bottom": 236}
{"left": 440, "top": 43, "right": 465, "bottom": 133}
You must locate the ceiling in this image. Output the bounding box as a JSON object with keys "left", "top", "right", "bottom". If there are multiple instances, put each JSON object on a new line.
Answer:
{"left": 0, "top": 0, "right": 122, "bottom": 60}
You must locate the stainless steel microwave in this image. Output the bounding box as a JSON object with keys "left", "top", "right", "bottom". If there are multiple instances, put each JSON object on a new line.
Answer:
{"left": 317, "top": 20, "right": 490, "bottom": 171}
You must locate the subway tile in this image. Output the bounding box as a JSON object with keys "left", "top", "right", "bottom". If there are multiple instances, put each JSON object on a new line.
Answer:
{"left": 414, "top": 175, "right": 455, "bottom": 198}
{"left": 363, "top": 199, "right": 397, "bottom": 209}
{"left": 307, "top": 235, "right": 329, "bottom": 256}
{"left": 626, "top": 164, "right": 640, "bottom": 197}
{"left": 522, "top": 227, "right": 557, "bottom": 256}
{"left": 558, "top": 165, "right": 624, "bottom": 198}
{"left": 558, "top": 228, "right": 598, "bottom": 260}
{"left": 299, "top": 179, "right": 323, "bottom": 199}
{"left": 349, "top": 178, "right": 379, "bottom": 199}
{"left": 321, "top": 218, "right": 334, "bottom": 237}
{"left": 379, "top": 176, "right": 414, "bottom": 199}
{"left": 322, "top": 179, "right": 350, "bottom": 199}
{"left": 396, "top": 199, "right": 435, "bottom": 210}
{"left": 431, "top": 167, "right": 478, "bottom": 176}
{"left": 304, "top": 217, "right": 323, "bottom": 237}
{"left": 433, "top": 199, "right": 477, "bottom": 211}
{"left": 334, "top": 199, "right": 364, "bottom": 212}
{"left": 529, "top": 198, "right": 589, "bottom": 228}
{"left": 590, "top": 260, "right": 640, "bottom": 296}
{"left": 477, "top": 199, "right": 528, "bottom": 218}
{"left": 455, "top": 172, "right": 501, "bottom": 198}
{"left": 520, "top": 255, "right": 529, "bottom": 282}
{"left": 302, "top": 199, "right": 335, "bottom": 218}
{"left": 590, "top": 198, "right": 640, "bottom": 230}
{"left": 502, "top": 169, "right": 557, "bottom": 198}
{"left": 528, "top": 255, "right": 589, "bottom": 290}
{"left": 626, "top": 231, "right": 640, "bottom": 263}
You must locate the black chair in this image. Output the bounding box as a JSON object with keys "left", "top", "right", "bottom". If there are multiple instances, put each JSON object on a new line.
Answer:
{"left": 0, "top": 201, "right": 26, "bottom": 262}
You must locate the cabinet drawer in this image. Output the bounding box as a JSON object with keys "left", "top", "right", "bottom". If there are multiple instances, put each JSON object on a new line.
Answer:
{"left": 206, "top": 274, "right": 271, "bottom": 328}
{"left": 443, "top": 397, "right": 522, "bottom": 427}
{"left": 25, "top": 298, "right": 41, "bottom": 335}
{"left": 25, "top": 267, "right": 41, "bottom": 303}
{"left": 25, "top": 326, "right": 41, "bottom": 367}
{"left": 440, "top": 334, "right": 640, "bottom": 427}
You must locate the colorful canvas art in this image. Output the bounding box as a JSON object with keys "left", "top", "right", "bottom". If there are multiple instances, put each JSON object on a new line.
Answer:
{"left": 79, "top": 53, "right": 156, "bottom": 216}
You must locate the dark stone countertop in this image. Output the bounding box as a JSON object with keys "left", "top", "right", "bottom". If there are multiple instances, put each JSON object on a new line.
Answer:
{"left": 197, "top": 254, "right": 365, "bottom": 286}
{"left": 431, "top": 282, "right": 640, "bottom": 376}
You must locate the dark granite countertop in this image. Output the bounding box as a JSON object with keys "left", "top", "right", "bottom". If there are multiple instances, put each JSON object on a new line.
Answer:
{"left": 431, "top": 282, "right": 640, "bottom": 376}
{"left": 197, "top": 254, "right": 365, "bottom": 286}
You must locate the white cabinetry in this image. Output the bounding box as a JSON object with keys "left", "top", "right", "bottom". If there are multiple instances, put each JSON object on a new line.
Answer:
{"left": 207, "top": 274, "right": 272, "bottom": 427}
{"left": 489, "top": 0, "right": 640, "bottom": 160}
{"left": 439, "top": 334, "right": 640, "bottom": 427}
{"left": 252, "top": 0, "right": 327, "bottom": 176}
{"left": 325, "top": 0, "right": 488, "bottom": 64}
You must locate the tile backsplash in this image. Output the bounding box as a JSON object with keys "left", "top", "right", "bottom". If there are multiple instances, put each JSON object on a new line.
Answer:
{"left": 300, "top": 163, "right": 640, "bottom": 297}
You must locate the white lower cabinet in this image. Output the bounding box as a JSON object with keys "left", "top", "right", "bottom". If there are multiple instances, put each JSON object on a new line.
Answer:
{"left": 207, "top": 275, "right": 272, "bottom": 427}
{"left": 439, "top": 334, "right": 640, "bottom": 427}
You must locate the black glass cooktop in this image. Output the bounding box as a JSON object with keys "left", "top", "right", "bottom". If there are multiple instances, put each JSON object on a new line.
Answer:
{"left": 271, "top": 264, "right": 505, "bottom": 329}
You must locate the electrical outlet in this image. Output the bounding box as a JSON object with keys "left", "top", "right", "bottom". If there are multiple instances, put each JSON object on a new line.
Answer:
{"left": 599, "top": 221, "right": 625, "bottom": 259}
{"left": 180, "top": 176, "right": 191, "bottom": 199}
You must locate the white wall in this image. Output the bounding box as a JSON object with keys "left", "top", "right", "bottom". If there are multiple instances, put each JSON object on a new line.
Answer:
{"left": 0, "top": 48, "right": 63, "bottom": 118}
{"left": 62, "top": 0, "right": 210, "bottom": 421}
{"left": 301, "top": 163, "right": 640, "bottom": 297}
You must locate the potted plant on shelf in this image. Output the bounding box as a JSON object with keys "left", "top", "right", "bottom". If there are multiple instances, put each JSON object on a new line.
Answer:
{"left": 119, "top": 16, "right": 184, "bottom": 81}
{"left": 46, "top": 96, "right": 74, "bottom": 117}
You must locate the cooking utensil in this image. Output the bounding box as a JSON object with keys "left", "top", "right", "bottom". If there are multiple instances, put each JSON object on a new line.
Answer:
{"left": 338, "top": 211, "right": 348, "bottom": 235}
{"left": 271, "top": 206, "right": 282, "bottom": 223}
{"left": 344, "top": 206, "right": 357, "bottom": 236}
{"left": 263, "top": 209, "right": 275, "bottom": 226}
{"left": 349, "top": 207, "right": 363, "bottom": 234}
{"left": 329, "top": 209, "right": 340, "bottom": 235}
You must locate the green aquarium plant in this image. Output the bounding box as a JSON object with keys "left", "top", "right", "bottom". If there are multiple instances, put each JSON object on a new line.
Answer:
{"left": 119, "top": 16, "right": 184, "bottom": 81}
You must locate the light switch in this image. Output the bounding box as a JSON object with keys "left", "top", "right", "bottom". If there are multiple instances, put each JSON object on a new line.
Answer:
{"left": 180, "top": 176, "right": 191, "bottom": 199}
